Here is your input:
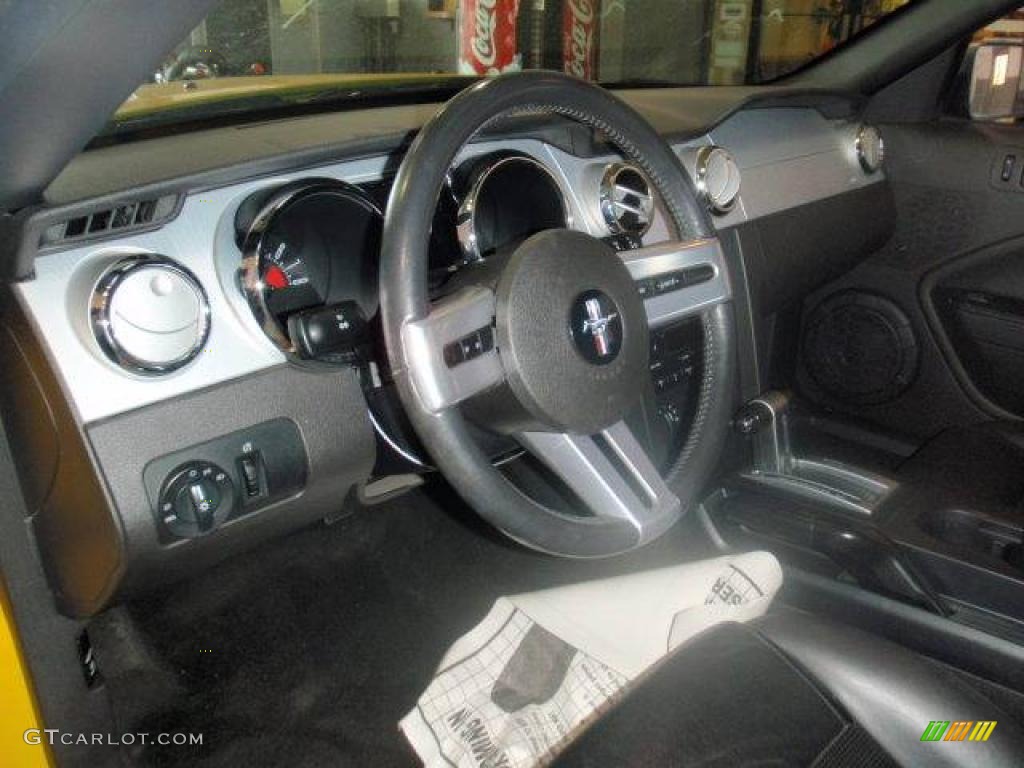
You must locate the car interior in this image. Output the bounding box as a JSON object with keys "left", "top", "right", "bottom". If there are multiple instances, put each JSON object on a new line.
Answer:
{"left": 3, "top": 0, "right": 1024, "bottom": 766}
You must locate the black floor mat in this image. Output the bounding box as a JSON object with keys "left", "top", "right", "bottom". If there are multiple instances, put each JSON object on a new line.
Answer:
{"left": 89, "top": 481, "right": 714, "bottom": 767}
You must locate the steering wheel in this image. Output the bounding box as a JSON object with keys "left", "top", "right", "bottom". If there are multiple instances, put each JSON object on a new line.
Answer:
{"left": 380, "top": 72, "right": 735, "bottom": 557}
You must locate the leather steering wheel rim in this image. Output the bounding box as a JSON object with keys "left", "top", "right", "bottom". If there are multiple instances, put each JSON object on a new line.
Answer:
{"left": 380, "top": 72, "right": 736, "bottom": 557}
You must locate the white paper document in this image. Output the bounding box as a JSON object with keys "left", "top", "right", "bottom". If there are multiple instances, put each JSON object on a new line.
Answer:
{"left": 401, "top": 551, "right": 783, "bottom": 768}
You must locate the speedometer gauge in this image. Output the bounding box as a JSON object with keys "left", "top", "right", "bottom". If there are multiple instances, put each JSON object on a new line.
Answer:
{"left": 238, "top": 178, "right": 382, "bottom": 358}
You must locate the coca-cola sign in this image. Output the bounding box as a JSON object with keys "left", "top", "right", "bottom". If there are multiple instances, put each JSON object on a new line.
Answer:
{"left": 563, "top": 0, "right": 597, "bottom": 80}
{"left": 459, "top": 0, "right": 521, "bottom": 75}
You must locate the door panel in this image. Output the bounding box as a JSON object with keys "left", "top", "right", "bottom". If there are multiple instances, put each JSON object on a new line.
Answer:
{"left": 928, "top": 237, "right": 1024, "bottom": 418}
{"left": 795, "top": 121, "right": 1024, "bottom": 440}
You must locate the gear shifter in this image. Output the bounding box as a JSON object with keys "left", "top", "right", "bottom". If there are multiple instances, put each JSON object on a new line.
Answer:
{"left": 733, "top": 391, "right": 793, "bottom": 475}
{"left": 733, "top": 391, "right": 895, "bottom": 516}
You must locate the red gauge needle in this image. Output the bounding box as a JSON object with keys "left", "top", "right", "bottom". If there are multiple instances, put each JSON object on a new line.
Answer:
{"left": 264, "top": 265, "right": 290, "bottom": 290}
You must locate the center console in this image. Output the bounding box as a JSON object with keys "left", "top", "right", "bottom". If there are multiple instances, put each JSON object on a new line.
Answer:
{"left": 646, "top": 317, "right": 704, "bottom": 466}
{"left": 709, "top": 393, "right": 1024, "bottom": 643}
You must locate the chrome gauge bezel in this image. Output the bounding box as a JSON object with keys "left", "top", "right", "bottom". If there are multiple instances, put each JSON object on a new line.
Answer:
{"left": 238, "top": 178, "right": 383, "bottom": 359}
{"left": 90, "top": 254, "right": 211, "bottom": 376}
{"left": 599, "top": 163, "right": 655, "bottom": 236}
{"left": 454, "top": 152, "right": 573, "bottom": 263}
{"left": 694, "top": 145, "right": 741, "bottom": 215}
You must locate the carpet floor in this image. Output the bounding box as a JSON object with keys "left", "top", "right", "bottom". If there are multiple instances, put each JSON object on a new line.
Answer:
{"left": 89, "top": 480, "right": 716, "bottom": 767}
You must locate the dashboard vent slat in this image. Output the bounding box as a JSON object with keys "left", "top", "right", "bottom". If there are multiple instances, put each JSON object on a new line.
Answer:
{"left": 600, "top": 164, "right": 654, "bottom": 237}
{"left": 88, "top": 210, "right": 111, "bottom": 233}
{"left": 40, "top": 194, "right": 181, "bottom": 250}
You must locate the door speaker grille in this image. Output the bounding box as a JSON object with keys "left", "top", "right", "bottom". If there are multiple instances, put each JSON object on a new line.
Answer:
{"left": 802, "top": 291, "right": 919, "bottom": 405}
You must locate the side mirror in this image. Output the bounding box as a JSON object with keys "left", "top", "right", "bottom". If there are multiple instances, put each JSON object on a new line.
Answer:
{"left": 969, "top": 41, "right": 1024, "bottom": 122}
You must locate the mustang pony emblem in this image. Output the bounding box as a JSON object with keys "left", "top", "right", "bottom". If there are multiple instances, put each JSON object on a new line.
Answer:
{"left": 571, "top": 290, "right": 623, "bottom": 364}
{"left": 581, "top": 297, "right": 619, "bottom": 358}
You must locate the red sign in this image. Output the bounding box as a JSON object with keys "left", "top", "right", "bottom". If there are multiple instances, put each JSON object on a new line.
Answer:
{"left": 459, "top": 0, "right": 521, "bottom": 76}
{"left": 563, "top": 0, "right": 597, "bottom": 80}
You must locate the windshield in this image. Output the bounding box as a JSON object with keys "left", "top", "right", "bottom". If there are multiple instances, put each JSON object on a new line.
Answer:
{"left": 109, "top": 0, "right": 913, "bottom": 134}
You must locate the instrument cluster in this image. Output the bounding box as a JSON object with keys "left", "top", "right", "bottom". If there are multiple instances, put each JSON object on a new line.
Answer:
{"left": 232, "top": 150, "right": 583, "bottom": 364}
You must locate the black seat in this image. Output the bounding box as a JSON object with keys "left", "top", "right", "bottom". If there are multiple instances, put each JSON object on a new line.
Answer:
{"left": 554, "top": 611, "right": 1024, "bottom": 767}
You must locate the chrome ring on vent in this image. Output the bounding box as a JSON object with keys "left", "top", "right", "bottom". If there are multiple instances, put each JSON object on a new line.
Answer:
{"left": 90, "top": 254, "right": 211, "bottom": 376}
{"left": 599, "top": 163, "right": 654, "bottom": 236}
{"left": 694, "top": 145, "right": 741, "bottom": 215}
{"left": 855, "top": 125, "right": 885, "bottom": 174}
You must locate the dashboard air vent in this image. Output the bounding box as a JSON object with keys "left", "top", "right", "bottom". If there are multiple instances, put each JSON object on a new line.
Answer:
{"left": 41, "top": 194, "right": 180, "bottom": 249}
{"left": 600, "top": 164, "right": 654, "bottom": 236}
{"left": 694, "top": 146, "right": 741, "bottom": 215}
{"left": 855, "top": 125, "right": 885, "bottom": 174}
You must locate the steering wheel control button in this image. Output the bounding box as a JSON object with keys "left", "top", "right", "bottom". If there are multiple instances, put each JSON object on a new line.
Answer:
{"left": 91, "top": 255, "right": 210, "bottom": 375}
{"left": 638, "top": 265, "right": 716, "bottom": 303}
{"left": 570, "top": 290, "right": 623, "bottom": 365}
{"left": 685, "top": 264, "right": 716, "bottom": 285}
{"left": 654, "top": 274, "right": 684, "bottom": 294}
{"left": 444, "top": 326, "right": 494, "bottom": 368}
{"left": 442, "top": 340, "right": 464, "bottom": 367}
{"left": 157, "top": 461, "right": 235, "bottom": 538}
{"left": 495, "top": 229, "right": 648, "bottom": 434}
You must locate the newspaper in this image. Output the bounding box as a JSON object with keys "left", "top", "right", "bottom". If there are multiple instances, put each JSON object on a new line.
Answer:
{"left": 401, "top": 551, "right": 783, "bottom": 768}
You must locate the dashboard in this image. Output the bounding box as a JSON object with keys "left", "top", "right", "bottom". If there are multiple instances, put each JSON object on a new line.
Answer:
{"left": 0, "top": 92, "right": 894, "bottom": 615}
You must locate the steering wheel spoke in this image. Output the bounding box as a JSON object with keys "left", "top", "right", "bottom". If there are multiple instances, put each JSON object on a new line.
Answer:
{"left": 401, "top": 286, "right": 503, "bottom": 413}
{"left": 620, "top": 238, "right": 731, "bottom": 327}
{"left": 518, "top": 422, "right": 682, "bottom": 543}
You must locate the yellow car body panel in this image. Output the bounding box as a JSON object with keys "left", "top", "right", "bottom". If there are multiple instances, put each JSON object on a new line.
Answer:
{"left": 1, "top": 578, "right": 50, "bottom": 767}
{"left": 113, "top": 73, "right": 460, "bottom": 122}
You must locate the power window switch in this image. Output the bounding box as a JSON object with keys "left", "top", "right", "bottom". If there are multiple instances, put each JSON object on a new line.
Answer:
{"left": 238, "top": 452, "right": 263, "bottom": 499}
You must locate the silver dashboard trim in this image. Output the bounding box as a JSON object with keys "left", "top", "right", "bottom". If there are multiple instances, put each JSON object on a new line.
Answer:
{"left": 19, "top": 111, "right": 887, "bottom": 426}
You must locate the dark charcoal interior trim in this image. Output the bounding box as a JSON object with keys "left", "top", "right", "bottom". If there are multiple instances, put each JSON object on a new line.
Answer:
{"left": 780, "top": 566, "right": 1024, "bottom": 694}
{"left": 919, "top": 235, "right": 1024, "bottom": 423}
{"left": 748, "top": 183, "right": 897, "bottom": 316}
{"left": 0, "top": 0, "right": 219, "bottom": 213}
{"left": 86, "top": 365, "right": 377, "bottom": 607}
{"left": 0, "top": 407, "right": 121, "bottom": 768}
{"left": 0, "top": 287, "right": 125, "bottom": 616}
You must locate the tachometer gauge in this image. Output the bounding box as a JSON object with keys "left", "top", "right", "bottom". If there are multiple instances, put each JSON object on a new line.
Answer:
{"left": 238, "top": 178, "right": 382, "bottom": 359}
{"left": 262, "top": 238, "right": 308, "bottom": 290}
{"left": 257, "top": 228, "right": 322, "bottom": 317}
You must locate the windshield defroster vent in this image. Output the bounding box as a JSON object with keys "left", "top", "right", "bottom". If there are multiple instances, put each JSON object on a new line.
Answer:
{"left": 40, "top": 194, "right": 181, "bottom": 249}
